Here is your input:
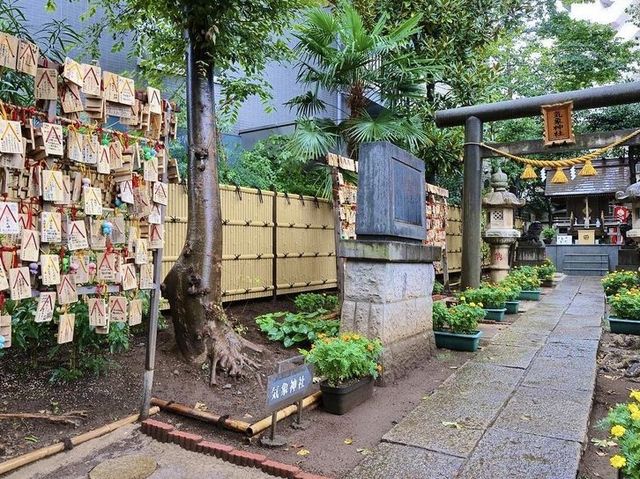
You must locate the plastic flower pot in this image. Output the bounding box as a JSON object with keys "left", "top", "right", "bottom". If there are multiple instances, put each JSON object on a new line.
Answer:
{"left": 434, "top": 330, "right": 483, "bottom": 352}
{"left": 519, "top": 290, "right": 541, "bottom": 301}
{"left": 608, "top": 316, "right": 640, "bottom": 336}
{"left": 505, "top": 301, "right": 520, "bottom": 314}
{"left": 483, "top": 308, "right": 507, "bottom": 321}
{"left": 320, "top": 376, "right": 374, "bottom": 415}
{"left": 541, "top": 279, "right": 554, "bottom": 288}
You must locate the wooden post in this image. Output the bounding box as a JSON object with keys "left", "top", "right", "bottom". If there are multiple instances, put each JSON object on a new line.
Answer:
{"left": 462, "top": 116, "right": 483, "bottom": 289}
{"left": 330, "top": 167, "right": 344, "bottom": 302}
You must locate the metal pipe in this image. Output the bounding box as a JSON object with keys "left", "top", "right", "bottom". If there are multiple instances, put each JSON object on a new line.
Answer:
{"left": 461, "top": 116, "right": 483, "bottom": 289}
{"left": 247, "top": 391, "right": 322, "bottom": 437}
{"left": 436, "top": 81, "right": 640, "bottom": 127}
{"left": 0, "top": 407, "right": 160, "bottom": 476}
{"left": 150, "top": 398, "right": 251, "bottom": 434}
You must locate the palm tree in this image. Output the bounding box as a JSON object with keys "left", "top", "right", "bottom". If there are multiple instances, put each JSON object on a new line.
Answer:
{"left": 288, "top": 3, "right": 441, "bottom": 160}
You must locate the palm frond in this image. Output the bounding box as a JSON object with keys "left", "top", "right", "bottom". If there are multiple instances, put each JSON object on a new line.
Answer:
{"left": 286, "top": 90, "right": 328, "bottom": 116}
{"left": 288, "top": 118, "right": 339, "bottom": 161}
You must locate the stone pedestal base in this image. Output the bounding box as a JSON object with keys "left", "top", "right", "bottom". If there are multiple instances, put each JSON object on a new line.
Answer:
{"left": 487, "top": 243, "right": 513, "bottom": 283}
{"left": 340, "top": 240, "right": 440, "bottom": 385}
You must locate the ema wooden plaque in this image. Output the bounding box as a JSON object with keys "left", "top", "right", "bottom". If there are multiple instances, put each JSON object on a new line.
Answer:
{"left": 129, "top": 299, "right": 142, "bottom": 326}
{"left": 67, "top": 220, "right": 89, "bottom": 250}
{"left": 97, "top": 145, "right": 110, "bottom": 174}
{"left": 109, "top": 296, "right": 128, "bottom": 322}
{"left": 0, "top": 33, "right": 18, "bottom": 69}
{"left": 9, "top": 266, "right": 31, "bottom": 300}
{"left": 134, "top": 238, "right": 148, "bottom": 265}
{"left": 19, "top": 229, "right": 40, "bottom": 262}
{"left": 35, "top": 292, "right": 56, "bottom": 323}
{"left": 16, "top": 39, "right": 38, "bottom": 76}
{"left": 57, "top": 274, "right": 78, "bottom": 305}
{"left": 41, "top": 211, "right": 62, "bottom": 243}
{"left": 83, "top": 186, "right": 103, "bottom": 216}
{"left": 0, "top": 261, "right": 9, "bottom": 291}
{"left": 57, "top": 313, "right": 75, "bottom": 344}
{"left": 0, "top": 202, "right": 19, "bottom": 234}
{"left": 0, "top": 120, "right": 23, "bottom": 154}
{"left": 41, "top": 254, "right": 61, "bottom": 286}
{"left": 62, "top": 57, "right": 84, "bottom": 87}
{"left": 35, "top": 68, "right": 58, "bottom": 100}
{"left": 139, "top": 263, "right": 154, "bottom": 290}
{"left": 97, "top": 252, "right": 118, "bottom": 282}
{"left": 67, "top": 131, "right": 84, "bottom": 163}
{"left": 83, "top": 134, "right": 99, "bottom": 165}
{"left": 121, "top": 263, "right": 137, "bottom": 291}
{"left": 42, "top": 170, "right": 64, "bottom": 202}
{"left": 152, "top": 181, "right": 168, "bottom": 206}
{"left": 0, "top": 315, "right": 11, "bottom": 348}
{"left": 88, "top": 298, "right": 108, "bottom": 327}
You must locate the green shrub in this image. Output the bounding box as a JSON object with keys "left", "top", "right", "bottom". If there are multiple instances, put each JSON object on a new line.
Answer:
{"left": 602, "top": 271, "right": 640, "bottom": 297}
{"left": 460, "top": 286, "right": 508, "bottom": 309}
{"left": 536, "top": 258, "right": 556, "bottom": 281}
{"left": 256, "top": 311, "right": 339, "bottom": 347}
{"left": 541, "top": 226, "right": 557, "bottom": 240}
{"left": 609, "top": 288, "right": 640, "bottom": 321}
{"left": 433, "top": 303, "right": 484, "bottom": 334}
{"left": 599, "top": 390, "right": 640, "bottom": 478}
{"left": 433, "top": 281, "right": 445, "bottom": 295}
{"left": 501, "top": 282, "right": 522, "bottom": 302}
{"left": 507, "top": 267, "right": 541, "bottom": 291}
{"left": 301, "top": 332, "right": 382, "bottom": 386}
{"left": 294, "top": 293, "right": 338, "bottom": 313}
{"left": 433, "top": 302, "right": 448, "bottom": 331}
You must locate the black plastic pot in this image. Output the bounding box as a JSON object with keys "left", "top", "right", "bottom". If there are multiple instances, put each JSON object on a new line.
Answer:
{"left": 543, "top": 238, "right": 552, "bottom": 245}
{"left": 541, "top": 278, "right": 554, "bottom": 288}
{"left": 320, "top": 376, "right": 374, "bottom": 415}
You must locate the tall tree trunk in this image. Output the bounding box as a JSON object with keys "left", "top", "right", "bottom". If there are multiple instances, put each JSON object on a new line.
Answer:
{"left": 162, "top": 29, "right": 259, "bottom": 385}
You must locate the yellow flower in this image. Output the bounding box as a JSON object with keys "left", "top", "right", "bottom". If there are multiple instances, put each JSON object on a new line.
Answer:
{"left": 628, "top": 403, "right": 639, "bottom": 414}
{"left": 366, "top": 343, "right": 374, "bottom": 352}
{"left": 352, "top": 334, "right": 361, "bottom": 341}
{"left": 460, "top": 296, "right": 465, "bottom": 302}
{"left": 611, "top": 425, "right": 626, "bottom": 438}
{"left": 630, "top": 390, "right": 640, "bottom": 402}
{"left": 469, "top": 302, "right": 476, "bottom": 307}
{"left": 376, "top": 364, "right": 383, "bottom": 372}
{"left": 610, "top": 454, "right": 626, "bottom": 469}
{"left": 478, "top": 302, "right": 483, "bottom": 308}
{"left": 632, "top": 410, "right": 640, "bottom": 421}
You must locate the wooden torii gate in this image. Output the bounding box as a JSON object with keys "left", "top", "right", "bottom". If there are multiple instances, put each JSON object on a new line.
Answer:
{"left": 435, "top": 81, "right": 640, "bottom": 288}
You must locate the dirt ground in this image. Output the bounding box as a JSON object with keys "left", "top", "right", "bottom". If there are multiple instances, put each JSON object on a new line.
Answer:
{"left": 0, "top": 297, "right": 300, "bottom": 462}
{"left": 578, "top": 331, "right": 640, "bottom": 479}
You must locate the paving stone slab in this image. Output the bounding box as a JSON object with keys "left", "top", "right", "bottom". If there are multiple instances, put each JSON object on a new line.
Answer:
{"left": 383, "top": 363, "right": 522, "bottom": 457}
{"left": 476, "top": 344, "right": 540, "bottom": 369}
{"left": 523, "top": 356, "right": 597, "bottom": 392}
{"left": 539, "top": 338, "right": 599, "bottom": 360}
{"left": 344, "top": 442, "right": 463, "bottom": 479}
{"left": 456, "top": 428, "right": 582, "bottom": 479}
{"left": 549, "top": 325, "right": 602, "bottom": 341}
{"left": 491, "top": 329, "right": 548, "bottom": 347}
{"left": 559, "top": 313, "right": 604, "bottom": 327}
{"left": 492, "top": 385, "right": 593, "bottom": 443}
{"left": 89, "top": 455, "right": 157, "bottom": 479}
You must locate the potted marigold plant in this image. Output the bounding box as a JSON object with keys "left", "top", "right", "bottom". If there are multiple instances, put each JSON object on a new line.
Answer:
{"left": 502, "top": 282, "right": 522, "bottom": 314}
{"left": 509, "top": 267, "right": 542, "bottom": 301}
{"left": 461, "top": 286, "right": 508, "bottom": 321}
{"left": 433, "top": 301, "right": 484, "bottom": 352}
{"left": 541, "top": 226, "right": 556, "bottom": 245}
{"left": 600, "top": 390, "right": 640, "bottom": 478}
{"left": 602, "top": 271, "right": 640, "bottom": 297}
{"left": 536, "top": 258, "right": 557, "bottom": 287}
{"left": 301, "top": 333, "right": 382, "bottom": 415}
{"left": 608, "top": 288, "right": 640, "bottom": 335}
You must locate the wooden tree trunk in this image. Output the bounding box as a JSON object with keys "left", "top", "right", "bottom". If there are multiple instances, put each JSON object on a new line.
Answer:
{"left": 162, "top": 30, "right": 259, "bottom": 384}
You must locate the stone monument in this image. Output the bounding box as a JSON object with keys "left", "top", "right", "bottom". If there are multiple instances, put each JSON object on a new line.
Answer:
{"left": 482, "top": 168, "right": 525, "bottom": 282}
{"left": 615, "top": 182, "right": 640, "bottom": 270}
{"left": 340, "top": 142, "right": 440, "bottom": 385}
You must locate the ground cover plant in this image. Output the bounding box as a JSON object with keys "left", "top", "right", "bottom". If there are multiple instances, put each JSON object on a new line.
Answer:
{"left": 255, "top": 311, "right": 340, "bottom": 347}
{"left": 600, "top": 390, "right": 640, "bottom": 478}
{"left": 460, "top": 286, "right": 507, "bottom": 309}
{"left": 609, "top": 288, "right": 640, "bottom": 321}
{"left": 432, "top": 302, "right": 484, "bottom": 334}
{"left": 602, "top": 271, "right": 640, "bottom": 297}
{"left": 294, "top": 293, "right": 339, "bottom": 313}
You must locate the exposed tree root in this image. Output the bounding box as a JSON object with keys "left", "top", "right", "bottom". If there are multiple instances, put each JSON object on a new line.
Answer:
{"left": 0, "top": 411, "right": 87, "bottom": 427}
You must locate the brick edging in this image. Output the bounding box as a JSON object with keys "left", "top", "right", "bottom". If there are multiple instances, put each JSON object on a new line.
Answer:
{"left": 141, "top": 418, "right": 331, "bottom": 479}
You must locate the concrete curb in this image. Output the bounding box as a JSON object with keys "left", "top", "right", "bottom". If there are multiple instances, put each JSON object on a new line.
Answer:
{"left": 140, "top": 418, "right": 331, "bottom": 479}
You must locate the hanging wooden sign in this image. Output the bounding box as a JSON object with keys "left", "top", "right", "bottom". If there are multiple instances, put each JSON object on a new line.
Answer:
{"left": 88, "top": 298, "right": 108, "bottom": 327}
{"left": 149, "top": 224, "right": 163, "bottom": 249}
{"left": 148, "top": 204, "right": 162, "bottom": 225}
{"left": 97, "top": 252, "right": 118, "bottom": 282}
{"left": 35, "top": 292, "right": 56, "bottom": 323}
{"left": 9, "top": 266, "right": 31, "bottom": 300}
{"left": 128, "top": 298, "right": 142, "bottom": 326}
{"left": 103, "top": 72, "right": 120, "bottom": 103}
{"left": 132, "top": 185, "right": 151, "bottom": 218}
{"left": 72, "top": 253, "right": 90, "bottom": 284}
{"left": 109, "top": 141, "right": 123, "bottom": 169}
{"left": 118, "top": 76, "right": 135, "bottom": 106}
{"left": 81, "top": 63, "right": 102, "bottom": 96}
{"left": 0, "top": 201, "right": 20, "bottom": 234}
{"left": 71, "top": 172, "right": 83, "bottom": 201}
{"left": 97, "top": 145, "right": 110, "bottom": 174}
{"left": 0, "top": 33, "right": 18, "bottom": 69}
{"left": 152, "top": 181, "right": 168, "bottom": 206}
{"left": 542, "top": 101, "right": 575, "bottom": 146}
{"left": 55, "top": 174, "right": 72, "bottom": 206}
{"left": 67, "top": 220, "right": 89, "bottom": 250}
{"left": 0, "top": 315, "right": 11, "bottom": 348}
{"left": 28, "top": 165, "right": 42, "bottom": 198}
{"left": 16, "top": 39, "right": 38, "bottom": 76}
{"left": 83, "top": 186, "right": 103, "bottom": 215}
{"left": 60, "top": 82, "right": 84, "bottom": 113}
{"left": 147, "top": 87, "right": 162, "bottom": 115}
{"left": 41, "top": 211, "right": 62, "bottom": 243}
{"left": 62, "top": 57, "right": 84, "bottom": 87}
{"left": 111, "top": 217, "right": 126, "bottom": 244}
{"left": 57, "top": 274, "right": 78, "bottom": 304}
{"left": 19, "top": 229, "right": 40, "bottom": 262}
{"left": 83, "top": 134, "right": 99, "bottom": 164}
{"left": 0, "top": 120, "right": 23, "bottom": 154}
{"left": 41, "top": 254, "right": 61, "bottom": 286}
{"left": 41, "top": 123, "right": 64, "bottom": 156}
{"left": 143, "top": 156, "right": 158, "bottom": 182}
{"left": 88, "top": 218, "right": 106, "bottom": 250}
{"left": 139, "top": 263, "right": 154, "bottom": 290}
{"left": 42, "top": 170, "right": 64, "bottom": 202}
{"left": 35, "top": 68, "right": 58, "bottom": 100}
{"left": 0, "top": 261, "right": 9, "bottom": 291}
{"left": 121, "top": 263, "right": 137, "bottom": 291}
{"left": 120, "top": 180, "right": 134, "bottom": 204}
{"left": 134, "top": 238, "right": 148, "bottom": 264}
{"left": 57, "top": 313, "right": 75, "bottom": 344}
{"left": 67, "top": 131, "right": 84, "bottom": 162}
{"left": 109, "top": 296, "right": 128, "bottom": 322}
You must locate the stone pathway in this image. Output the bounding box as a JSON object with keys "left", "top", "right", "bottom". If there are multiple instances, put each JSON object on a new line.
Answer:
{"left": 347, "top": 276, "right": 603, "bottom": 479}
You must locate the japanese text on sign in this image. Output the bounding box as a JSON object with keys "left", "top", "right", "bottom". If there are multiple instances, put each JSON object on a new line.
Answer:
{"left": 265, "top": 363, "right": 314, "bottom": 411}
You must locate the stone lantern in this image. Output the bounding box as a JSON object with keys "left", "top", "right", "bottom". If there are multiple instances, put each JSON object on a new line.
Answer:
{"left": 482, "top": 168, "right": 526, "bottom": 283}
{"left": 616, "top": 181, "right": 640, "bottom": 241}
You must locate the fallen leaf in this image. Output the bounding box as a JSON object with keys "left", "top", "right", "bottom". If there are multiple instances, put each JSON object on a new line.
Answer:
{"left": 591, "top": 438, "right": 616, "bottom": 448}
{"left": 442, "top": 421, "right": 462, "bottom": 429}
{"left": 297, "top": 449, "right": 310, "bottom": 456}
{"left": 520, "top": 415, "right": 531, "bottom": 421}
{"left": 595, "top": 450, "right": 606, "bottom": 457}
{"left": 356, "top": 448, "right": 372, "bottom": 455}
{"left": 344, "top": 438, "right": 353, "bottom": 445}
{"left": 194, "top": 402, "right": 208, "bottom": 412}
{"left": 449, "top": 366, "right": 458, "bottom": 369}
{"left": 421, "top": 396, "right": 428, "bottom": 400}
{"left": 24, "top": 435, "right": 38, "bottom": 443}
